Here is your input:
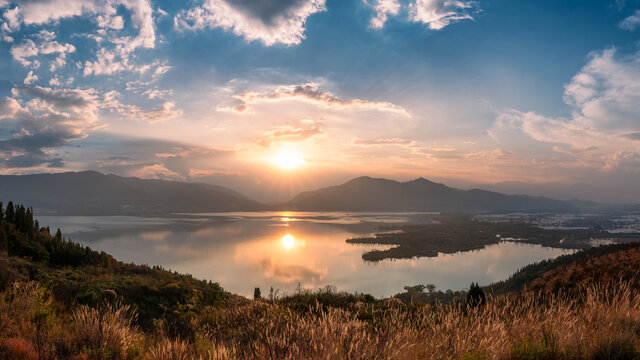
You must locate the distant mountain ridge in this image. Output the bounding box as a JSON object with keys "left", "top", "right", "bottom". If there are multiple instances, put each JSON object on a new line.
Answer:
{"left": 0, "top": 171, "right": 608, "bottom": 215}
{"left": 0, "top": 171, "right": 262, "bottom": 215}
{"left": 285, "top": 176, "right": 598, "bottom": 212}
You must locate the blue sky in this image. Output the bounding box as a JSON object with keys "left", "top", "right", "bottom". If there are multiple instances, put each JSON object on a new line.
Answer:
{"left": 1, "top": 0, "right": 640, "bottom": 202}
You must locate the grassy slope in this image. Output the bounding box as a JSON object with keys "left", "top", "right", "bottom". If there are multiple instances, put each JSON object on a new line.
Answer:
{"left": 487, "top": 242, "right": 640, "bottom": 296}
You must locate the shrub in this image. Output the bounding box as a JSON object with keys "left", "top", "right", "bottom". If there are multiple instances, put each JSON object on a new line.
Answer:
{"left": 71, "top": 303, "right": 140, "bottom": 359}
{"left": 0, "top": 337, "right": 37, "bottom": 360}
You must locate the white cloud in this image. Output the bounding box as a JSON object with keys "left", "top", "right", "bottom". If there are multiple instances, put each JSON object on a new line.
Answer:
{"left": 409, "top": 0, "right": 476, "bottom": 30}
{"left": 226, "top": 82, "right": 410, "bottom": 116}
{"left": 367, "top": 0, "right": 401, "bottom": 29}
{"left": 23, "top": 70, "right": 37, "bottom": 84}
{"left": 490, "top": 48, "right": 640, "bottom": 172}
{"left": 2, "top": 0, "right": 158, "bottom": 76}
{"left": 564, "top": 48, "right": 640, "bottom": 133}
{"left": 365, "top": 0, "right": 477, "bottom": 30}
{"left": 620, "top": 9, "right": 640, "bottom": 31}
{"left": 175, "top": 0, "right": 326, "bottom": 46}
{"left": 10, "top": 31, "right": 76, "bottom": 67}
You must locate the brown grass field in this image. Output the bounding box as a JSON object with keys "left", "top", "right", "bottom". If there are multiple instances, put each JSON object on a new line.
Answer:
{"left": 1, "top": 279, "right": 639, "bottom": 359}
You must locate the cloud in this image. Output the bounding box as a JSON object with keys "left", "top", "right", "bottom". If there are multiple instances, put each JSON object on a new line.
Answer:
{"left": 175, "top": 0, "right": 326, "bottom": 46}
{"left": 135, "top": 102, "right": 182, "bottom": 123}
{"left": 409, "top": 0, "right": 477, "bottom": 30}
{"left": 16, "top": 86, "right": 98, "bottom": 112}
{"left": 622, "top": 132, "right": 640, "bottom": 141}
{"left": 365, "top": 0, "right": 477, "bottom": 30}
{"left": 0, "top": 86, "right": 100, "bottom": 168}
{"left": 227, "top": 82, "right": 409, "bottom": 116}
{"left": 620, "top": 9, "right": 640, "bottom": 31}
{"left": 142, "top": 89, "right": 173, "bottom": 100}
{"left": 563, "top": 48, "right": 640, "bottom": 133}
{"left": 258, "top": 123, "right": 324, "bottom": 147}
{"left": 489, "top": 48, "right": 640, "bottom": 172}
{"left": 367, "top": 0, "right": 401, "bottom": 29}
{"left": 351, "top": 137, "right": 416, "bottom": 146}
{"left": 23, "top": 70, "right": 37, "bottom": 84}
{"left": 10, "top": 30, "right": 75, "bottom": 68}
{"left": 3, "top": 0, "right": 157, "bottom": 76}
{"left": 603, "top": 151, "right": 640, "bottom": 172}
{"left": 101, "top": 91, "right": 181, "bottom": 123}
{"left": 3, "top": 0, "right": 107, "bottom": 27}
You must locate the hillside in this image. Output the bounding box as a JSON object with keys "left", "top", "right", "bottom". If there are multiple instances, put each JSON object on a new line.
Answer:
{"left": 286, "top": 176, "right": 594, "bottom": 212}
{"left": 487, "top": 242, "right": 640, "bottom": 296}
{"left": 0, "top": 171, "right": 262, "bottom": 215}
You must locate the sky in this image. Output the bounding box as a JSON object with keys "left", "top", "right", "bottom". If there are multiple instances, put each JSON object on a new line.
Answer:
{"left": 1, "top": 0, "right": 640, "bottom": 203}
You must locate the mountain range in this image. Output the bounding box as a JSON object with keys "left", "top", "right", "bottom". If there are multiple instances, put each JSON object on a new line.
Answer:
{"left": 0, "top": 171, "right": 261, "bottom": 215}
{"left": 0, "top": 171, "right": 608, "bottom": 215}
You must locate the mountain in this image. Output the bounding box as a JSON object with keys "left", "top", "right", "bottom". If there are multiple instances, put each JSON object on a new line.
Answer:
{"left": 285, "top": 176, "right": 595, "bottom": 212}
{"left": 0, "top": 172, "right": 606, "bottom": 215}
{"left": 476, "top": 180, "right": 635, "bottom": 205}
{"left": 0, "top": 171, "right": 262, "bottom": 215}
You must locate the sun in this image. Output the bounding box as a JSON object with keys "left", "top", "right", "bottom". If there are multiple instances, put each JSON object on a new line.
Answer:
{"left": 272, "top": 148, "right": 306, "bottom": 170}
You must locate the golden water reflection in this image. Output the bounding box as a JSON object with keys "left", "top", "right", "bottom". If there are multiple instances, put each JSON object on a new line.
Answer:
{"left": 281, "top": 233, "right": 295, "bottom": 250}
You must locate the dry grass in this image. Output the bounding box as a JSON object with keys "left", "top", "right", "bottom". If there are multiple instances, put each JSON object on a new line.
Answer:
{"left": 70, "top": 303, "right": 141, "bottom": 359}
{"left": 1, "top": 281, "right": 639, "bottom": 359}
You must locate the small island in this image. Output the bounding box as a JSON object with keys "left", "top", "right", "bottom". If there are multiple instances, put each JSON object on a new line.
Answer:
{"left": 347, "top": 214, "right": 640, "bottom": 261}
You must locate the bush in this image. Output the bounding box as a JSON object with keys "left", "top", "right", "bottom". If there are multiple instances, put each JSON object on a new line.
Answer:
{"left": 591, "top": 335, "right": 639, "bottom": 360}
{"left": 0, "top": 337, "right": 37, "bottom": 360}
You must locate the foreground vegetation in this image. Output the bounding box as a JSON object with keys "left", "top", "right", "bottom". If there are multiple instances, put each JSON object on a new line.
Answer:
{"left": 3, "top": 279, "right": 640, "bottom": 359}
{"left": 1, "top": 203, "right": 640, "bottom": 359}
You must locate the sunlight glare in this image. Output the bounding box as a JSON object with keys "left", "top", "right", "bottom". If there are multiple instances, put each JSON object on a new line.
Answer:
{"left": 281, "top": 233, "right": 295, "bottom": 250}
{"left": 272, "top": 148, "right": 306, "bottom": 170}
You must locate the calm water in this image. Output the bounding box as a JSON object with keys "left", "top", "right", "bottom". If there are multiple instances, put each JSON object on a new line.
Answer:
{"left": 37, "top": 212, "right": 573, "bottom": 298}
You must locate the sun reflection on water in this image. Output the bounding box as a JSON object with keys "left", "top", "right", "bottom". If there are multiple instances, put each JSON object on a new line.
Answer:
{"left": 281, "top": 233, "right": 295, "bottom": 250}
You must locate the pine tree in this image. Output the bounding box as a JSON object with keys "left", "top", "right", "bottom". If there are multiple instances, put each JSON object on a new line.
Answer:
{"left": 0, "top": 226, "right": 7, "bottom": 253}
{"left": 254, "top": 287, "right": 262, "bottom": 300}
{"left": 465, "top": 282, "right": 486, "bottom": 307}
{"left": 5, "top": 201, "right": 14, "bottom": 223}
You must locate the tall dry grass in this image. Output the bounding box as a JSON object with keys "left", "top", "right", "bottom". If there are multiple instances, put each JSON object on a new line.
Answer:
{"left": 1, "top": 280, "right": 639, "bottom": 359}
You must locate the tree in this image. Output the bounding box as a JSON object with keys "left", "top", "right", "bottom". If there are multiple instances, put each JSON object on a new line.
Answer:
{"left": 426, "top": 283, "right": 436, "bottom": 294}
{"left": 466, "top": 282, "right": 486, "bottom": 307}
{"left": 404, "top": 285, "right": 426, "bottom": 304}
{"left": 253, "top": 287, "right": 261, "bottom": 300}
{"left": 0, "top": 226, "right": 6, "bottom": 253}
{"left": 5, "top": 201, "right": 14, "bottom": 223}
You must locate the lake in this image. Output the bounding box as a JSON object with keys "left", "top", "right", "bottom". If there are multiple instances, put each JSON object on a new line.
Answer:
{"left": 37, "top": 212, "right": 574, "bottom": 298}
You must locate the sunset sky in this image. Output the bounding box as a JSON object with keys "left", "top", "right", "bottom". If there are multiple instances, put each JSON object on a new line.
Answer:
{"left": 1, "top": 0, "right": 640, "bottom": 202}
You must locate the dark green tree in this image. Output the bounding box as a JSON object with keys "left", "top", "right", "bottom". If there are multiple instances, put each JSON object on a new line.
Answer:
{"left": 0, "top": 226, "right": 7, "bottom": 252}
{"left": 5, "top": 201, "right": 14, "bottom": 223}
{"left": 465, "top": 282, "right": 486, "bottom": 307}
{"left": 254, "top": 287, "right": 262, "bottom": 300}
{"left": 404, "top": 284, "right": 427, "bottom": 304}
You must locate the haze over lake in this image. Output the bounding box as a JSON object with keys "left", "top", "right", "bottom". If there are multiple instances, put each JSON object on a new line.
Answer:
{"left": 38, "top": 212, "right": 573, "bottom": 297}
